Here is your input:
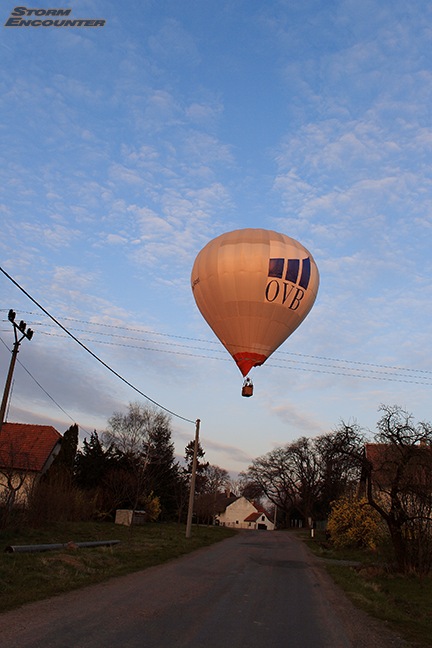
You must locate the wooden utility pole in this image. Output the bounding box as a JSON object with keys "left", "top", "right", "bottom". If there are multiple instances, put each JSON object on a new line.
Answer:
{"left": 185, "top": 418, "right": 201, "bottom": 538}
{"left": 0, "top": 310, "right": 34, "bottom": 435}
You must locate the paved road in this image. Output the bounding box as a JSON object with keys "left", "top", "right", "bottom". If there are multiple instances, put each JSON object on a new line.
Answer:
{"left": 0, "top": 531, "right": 408, "bottom": 647}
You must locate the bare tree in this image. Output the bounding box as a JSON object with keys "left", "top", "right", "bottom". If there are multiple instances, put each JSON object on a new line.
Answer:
{"left": 0, "top": 434, "right": 34, "bottom": 528}
{"left": 237, "top": 472, "right": 265, "bottom": 503}
{"left": 246, "top": 444, "right": 310, "bottom": 525}
{"left": 101, "top": 402, "right": 173, "bottom": 518}
{"left": 314, "top": 429, "right": 363, "bottom": 514}
{"left": 103, "top": 402, "right": 156, "bottom": 456}
{"left": 0, "top": 458, "right": 28, "bottom": 528}
{"left": 332, "top": 405, "right": 432, "bottom": 574}
{"left": 244, "top": 433, "right": 361, "bottom": 528}
{"left": 194, "top": 465, "right": 230, "bottom": 524}
{"left": 204, "top": 465, "right": 230, "bottom": 494}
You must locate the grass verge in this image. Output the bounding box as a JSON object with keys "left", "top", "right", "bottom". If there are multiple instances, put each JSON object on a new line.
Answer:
{"left": 298, "top": 529, "right": 432, "bottom": 647}
{"left": 0, "top": 521, "right": 236, "bottom": 613}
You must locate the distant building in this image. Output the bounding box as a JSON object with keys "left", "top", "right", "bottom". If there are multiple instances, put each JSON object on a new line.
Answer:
{"left": 216, "top": 495, "right": 275, "bottom": 530}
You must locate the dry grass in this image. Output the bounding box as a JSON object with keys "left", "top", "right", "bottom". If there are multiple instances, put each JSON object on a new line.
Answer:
{"left": 299, "top": 529, "right": 432, "bottom": 647}
{"left": 0, "top": 521, "right": 236, "bottom": 612}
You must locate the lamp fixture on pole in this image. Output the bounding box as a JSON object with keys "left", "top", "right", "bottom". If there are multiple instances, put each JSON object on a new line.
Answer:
{"left": 0, "top": 310, "right": 34, "bottom": 434}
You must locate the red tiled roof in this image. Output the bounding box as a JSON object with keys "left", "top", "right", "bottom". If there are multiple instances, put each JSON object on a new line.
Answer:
{"left": 244, "top": 512, "right": 262, "bottom": 522}
{"left": 0, "top": 423, "right": 62, "bottom": 472}
{"left": 365, "top": 442, "right": 432, "bottom": 489}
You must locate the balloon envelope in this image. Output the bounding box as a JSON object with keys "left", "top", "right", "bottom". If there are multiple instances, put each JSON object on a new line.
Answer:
{"left": 191, "top": 228, "right": 319, "bottom": 377}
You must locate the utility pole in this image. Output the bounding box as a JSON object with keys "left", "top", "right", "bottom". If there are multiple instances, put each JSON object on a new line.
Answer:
{"left": 185, "top": 418, "right": 201, "bottom": 539}
{"left": 0, "top": 310, "right": 34, "bottom": 435}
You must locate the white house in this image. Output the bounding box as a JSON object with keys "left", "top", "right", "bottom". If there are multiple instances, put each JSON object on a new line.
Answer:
{"left": 216, "top": 496, "right": 274, "bottom": 530}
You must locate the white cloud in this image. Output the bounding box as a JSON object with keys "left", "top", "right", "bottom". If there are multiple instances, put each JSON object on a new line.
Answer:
{"left": 2, "top": 1, "right": 432, "bottom": 474}
{"left": 270, "top": 399, "right": 327, "bottom": 438}
{"left": 148, "top": 18, "right": 201, "bottom": 67}
{"left": 185, "top": 100, "right": 224, "bottom": 126}
{"left": 105, "top": 234, "right": 128, "bottom": 245}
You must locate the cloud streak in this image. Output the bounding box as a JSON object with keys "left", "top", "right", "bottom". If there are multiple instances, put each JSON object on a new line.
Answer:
{"left": 1, "top": 1, "right": 432, "bottom": 470}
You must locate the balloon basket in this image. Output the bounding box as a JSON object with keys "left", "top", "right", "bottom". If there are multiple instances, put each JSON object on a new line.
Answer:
{"left": 242, "top": 378, "right": 254, "bottom": 397}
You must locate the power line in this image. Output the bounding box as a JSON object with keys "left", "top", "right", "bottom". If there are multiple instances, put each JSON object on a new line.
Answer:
{"left": 1, "top": 304, "right": 430, "bottom": 388}
{"left": 0, "top": 335, "right": 91, "bottom": 433}
{"left": 267, "top": 360, "right": 432, "bottom": 387}
{"left": 3, "top": 315, "right": 429, "bottom": 386}
{"left": 0, "top": 267, "right": 196, "bottom": 424}
{"left": 5, "top": 325, "right": 431, "bottom": 387}
{"left": 3, "top": 308, "right": 430, "bottom": 378}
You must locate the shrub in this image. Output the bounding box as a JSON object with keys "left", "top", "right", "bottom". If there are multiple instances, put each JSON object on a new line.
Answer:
{"left": 137, "top": 492, "right": 161, "bottom": 521}
{"left": 25, "top": 475, "right": 97, "bottom": 526}
{"left": 327, "top": 495, "right": 385, "bottom": 550}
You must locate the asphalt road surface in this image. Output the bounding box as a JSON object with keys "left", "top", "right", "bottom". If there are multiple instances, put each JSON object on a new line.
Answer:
{"left": 0, "top": 530, "right": 409, "bottom": 648}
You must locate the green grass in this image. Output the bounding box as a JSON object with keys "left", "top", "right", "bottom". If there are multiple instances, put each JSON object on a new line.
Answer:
{"left": 0, "top": 522, "right": 236, "bottom": 613}
{"left": 4, "top": 522, "right": 432, "bottom": 646}
{"left": 298, "top": 529, "right": 432, "bottom": 647}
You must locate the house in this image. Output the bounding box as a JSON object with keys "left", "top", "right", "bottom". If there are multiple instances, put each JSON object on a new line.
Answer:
{"left": 0, "top": 422, "right": 62, "bottom": 506}
{"left": 360, "top": 442, "right": 432, "bottom": 494}
{"left": 216, "top": 495, "right": 275, "bottom": 530}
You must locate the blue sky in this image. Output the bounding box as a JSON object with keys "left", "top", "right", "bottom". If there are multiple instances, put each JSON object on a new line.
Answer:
{"left": 1, "top": 0, "right": 432, "bottom": 474}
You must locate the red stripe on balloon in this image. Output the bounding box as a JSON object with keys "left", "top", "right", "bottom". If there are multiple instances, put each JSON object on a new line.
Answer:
{"left": 233, "top": 352, "right": 268, "bottom": 377}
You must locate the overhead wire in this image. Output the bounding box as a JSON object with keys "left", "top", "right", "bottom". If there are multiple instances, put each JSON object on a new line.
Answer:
{"left": 3, "top": 312, "right": 431, "bottom": 387}
{"left": 0, "top": 334, "right": 92, "bottom": 433}
{"left": 4, "top": 309, "right": 431, "bottom": 378}
{"left": 1, "top": 300, "right": 431, "bottom": 390}
{"left": 0, "top": 267, "right": 196, "bottom": 424}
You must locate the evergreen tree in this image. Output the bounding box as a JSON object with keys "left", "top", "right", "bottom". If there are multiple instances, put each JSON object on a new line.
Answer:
{"left": 56, "top": 424, "right": 79, "bottom": 471}
{"left": 30, "top": 424, "right": 82, "bottom": 523}
{"left": 145, "top": 411, "right": 180, "bottom": 520}
{"left": 46, "top": 423, "right": 79, "bottom": 484}
{"left": 184, "top": 439, "right": 209, "bottom": 494}
{"left": 74, "top": 431, "right": 119, "bottom": 490}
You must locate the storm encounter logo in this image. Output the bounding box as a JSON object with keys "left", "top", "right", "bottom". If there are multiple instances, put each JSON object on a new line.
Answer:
{"left": 5, "top": 6, "right": 106, "bottom": 27}
{"left": 265, "top": 257, "right": 311, "bottom": 310}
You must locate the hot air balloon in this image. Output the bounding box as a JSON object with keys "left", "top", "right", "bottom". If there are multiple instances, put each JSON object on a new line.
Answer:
{"left": 191, "top": 228, "right": 319, "bottom": 395}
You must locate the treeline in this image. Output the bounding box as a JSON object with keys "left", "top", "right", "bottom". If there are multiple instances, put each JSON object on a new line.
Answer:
{"left": 23, "top": 402, "right": 230, "bottom": 528}
{"left": 4, "top": 401, "right": 432, "bottom": 574}
{"left": 240, "top": 405, "right": 432, "bottom": 574}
